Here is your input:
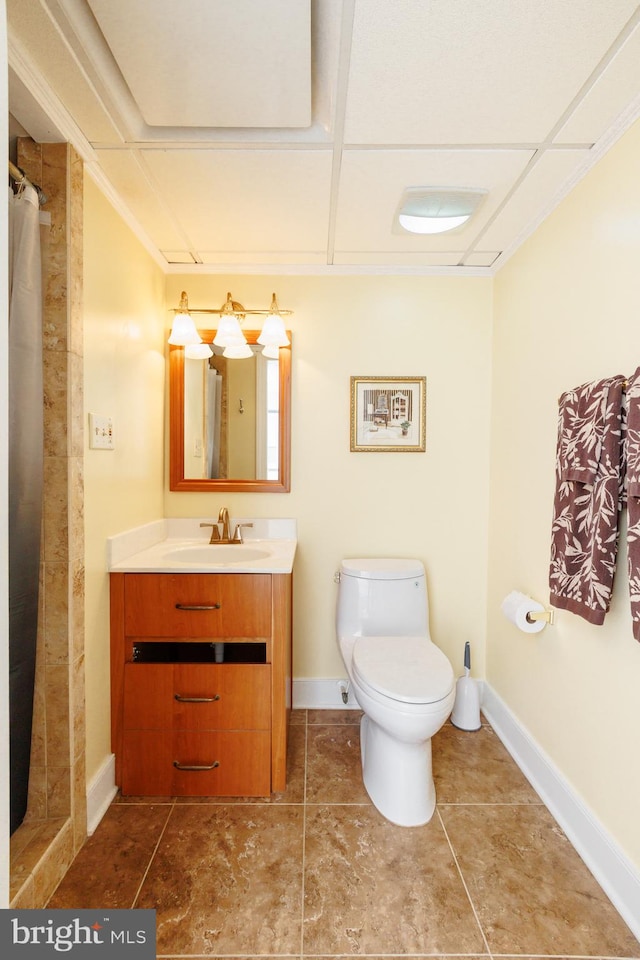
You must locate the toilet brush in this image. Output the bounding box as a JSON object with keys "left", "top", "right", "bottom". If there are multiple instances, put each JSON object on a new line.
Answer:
{"left": 451, "top": 641, "right": 481, "bottom": 731}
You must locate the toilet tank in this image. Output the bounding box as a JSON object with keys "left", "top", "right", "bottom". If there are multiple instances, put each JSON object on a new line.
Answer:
{"left": 336, "top": 558, "right": 429, "bottom": 638}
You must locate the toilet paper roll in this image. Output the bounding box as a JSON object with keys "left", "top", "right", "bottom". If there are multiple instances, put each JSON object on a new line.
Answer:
{"left": 501, "top": 590, "right": 547, "bottom": 634}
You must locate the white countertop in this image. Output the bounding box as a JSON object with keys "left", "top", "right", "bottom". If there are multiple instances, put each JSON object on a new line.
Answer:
{"left": 107, "top": 518, "right": 297, "bottom": 574}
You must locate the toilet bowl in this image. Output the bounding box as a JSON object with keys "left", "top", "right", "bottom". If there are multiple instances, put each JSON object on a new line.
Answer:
{"left": 336, "top": 558, "right": 455, "bottom": 827}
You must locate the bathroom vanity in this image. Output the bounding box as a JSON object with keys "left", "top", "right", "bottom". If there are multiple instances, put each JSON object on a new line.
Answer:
{"left": 108, "top": 519, "right": 295, "bottom": 797}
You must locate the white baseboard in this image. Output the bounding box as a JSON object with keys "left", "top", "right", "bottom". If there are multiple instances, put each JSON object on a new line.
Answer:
{"left": 86, "top": 754, "right": 118, "bottom": 836}
{"left": 482, "top": 683, "right": 640, "bottom": 943}
{"left": 293, "top": 677, "right": 360, "bottom": 709}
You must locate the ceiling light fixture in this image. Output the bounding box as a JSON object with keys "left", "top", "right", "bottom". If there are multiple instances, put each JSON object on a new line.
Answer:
{"left": 168, "top": 291, "right": 293, "bottom": 359}
{"left": 395, "top": 187, "right": 487, "bottom": 235}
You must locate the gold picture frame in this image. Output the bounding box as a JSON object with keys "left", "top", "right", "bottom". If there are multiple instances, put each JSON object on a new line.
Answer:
{"left": 350, "top": 376, "right": 426, "bottom": 452}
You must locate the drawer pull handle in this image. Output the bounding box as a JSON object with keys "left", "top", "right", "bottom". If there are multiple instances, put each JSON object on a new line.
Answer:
{"left": 174, "top": 694, "right": 220, "bottom": 703}
{"left": 175, "top": 603, "right": 221, "bottom": 611}
{"left": 173, "top": 760, "right": 220, "bottom": 771}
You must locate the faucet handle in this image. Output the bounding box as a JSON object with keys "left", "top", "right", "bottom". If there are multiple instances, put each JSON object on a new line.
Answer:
{"left": 200, "top": 522, "right": 221, "bottom": 543}
{"left": 232, "top": 522, "right": 253, "bottom": 543}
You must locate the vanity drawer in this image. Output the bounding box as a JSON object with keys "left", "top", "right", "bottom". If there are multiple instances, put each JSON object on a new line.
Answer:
{"left": 123, "top": 573, "right": 272, "bottom": 638}
{"left": 123, "top": 663, "right": 270, "bottom": 731}
{"left": 121, "top": 729, "right": 271, "bottom": 797}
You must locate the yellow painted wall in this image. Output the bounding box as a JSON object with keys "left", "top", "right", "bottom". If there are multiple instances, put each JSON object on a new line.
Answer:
{"left": 165, "top": 275, "right": 493, "bottom": 680}
{"left": 490, "top": 118, "right": 640, "bottom": 870}
{"left": 83, "top": 176, "right": 165, "bottom": 784}
{"left": 84, "top": 115, "right": 640, "bottom": 878}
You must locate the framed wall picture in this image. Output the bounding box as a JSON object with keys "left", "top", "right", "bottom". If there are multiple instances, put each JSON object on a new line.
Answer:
{"left": 350, "top": 376, "right": 426, "bottom": 452}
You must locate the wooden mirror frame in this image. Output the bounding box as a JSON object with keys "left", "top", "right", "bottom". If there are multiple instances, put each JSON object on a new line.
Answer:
{"left": 170, "top": 330, "right": 291, "bottom": 492}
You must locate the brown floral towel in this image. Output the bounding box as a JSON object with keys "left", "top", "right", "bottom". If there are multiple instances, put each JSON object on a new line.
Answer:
{"left": 558, "top": 381, "right": 612, "bottom": 483}
{"left": 625, "top": 367, "right": 640, "bottom": 641}
{"left": 549, "top": 375, "right": 626, "bottom": 624}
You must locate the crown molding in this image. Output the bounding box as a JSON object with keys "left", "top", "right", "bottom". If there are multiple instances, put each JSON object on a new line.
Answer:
{"left": 492, "top": 91, "right": 640, "bottom": 274}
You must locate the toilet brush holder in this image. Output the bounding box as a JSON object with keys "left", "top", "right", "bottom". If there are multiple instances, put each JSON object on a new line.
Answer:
{"left": 451, "top": 642, "right": 481, "bottom": 731}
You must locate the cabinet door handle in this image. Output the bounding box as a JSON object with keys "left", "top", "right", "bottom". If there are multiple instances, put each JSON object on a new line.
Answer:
{"left": 173, "top": 760, "right": 220, "bottom": 771}
{"left": 175, "top": 603, "right": 221, "bottom": 611}
{"left": 174, "top": 694, "right": 220, "bottom": 703}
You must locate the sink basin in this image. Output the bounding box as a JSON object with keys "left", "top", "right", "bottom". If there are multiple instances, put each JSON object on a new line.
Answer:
{"left": 163, "top": 544, "right": 272, "bottom": 564}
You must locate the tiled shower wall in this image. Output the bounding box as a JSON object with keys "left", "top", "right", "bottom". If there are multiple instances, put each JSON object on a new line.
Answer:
{"left": 9, "top": 139, "right": 87, "bottom": 906}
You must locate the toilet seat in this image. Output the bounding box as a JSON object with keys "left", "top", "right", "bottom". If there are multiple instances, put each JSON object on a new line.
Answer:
{"left": 352, "top": 636, "right": 454, "bottom": 705}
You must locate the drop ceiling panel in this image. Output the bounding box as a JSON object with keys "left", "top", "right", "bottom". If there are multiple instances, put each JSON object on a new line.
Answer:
{"left": 87, "top": 0, "right": 311, "bottom": 129}
{"left": 9, "top": 0, "right": 640, "bottom": 273}
{"left": 333, "top": 149, "right": 534, "bottom": 253}
{"left": 197, "top": 250, "right": 329, "bottom": 266}
{"left": 162, "top": 251, "right": 197, "bottom": 264}
{"left": 142, "top": 150, "right": 333, "bottom": 252}
{"left": 8, "top": 0, "right": 124, "bottom": 143}
{"left": 344, "top": 0, "right": 640, "bottom": 144}
{"left": 463, "top": 252, "right": 501, "bottom": 268}
{"left": 96, "top": 151, "right": 190, "bottom": 249}
{"left": 9, "top": 70, "right": 65, "bottom": 143}
{"left": 554, "top": 23, "right": 640, "bottom": 143}
{"left": 332, "top": 251, "right": 466, "bottom": 267}
{"left": 479, "top": 149, "right": 592, "bottom": 249}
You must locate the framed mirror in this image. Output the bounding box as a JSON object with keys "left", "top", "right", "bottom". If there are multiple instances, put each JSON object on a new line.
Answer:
{"left": 170, "top": 330, "right": 291, "bottom": 492}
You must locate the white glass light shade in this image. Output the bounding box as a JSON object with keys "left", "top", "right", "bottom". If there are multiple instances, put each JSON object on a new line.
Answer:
{"left": 257, "top": 311, "right": 290, "bottom": 347}
{"left": 223, "top": 343, "right": 254, "bottom": 359}
{"left": 213, "top": 313, "right": 247, "bottom": 347}
{"left": 395, "top": 187, "right": 487, "bottom": 236}
{"left": 185, "top": 342, "right": 213, "bottom": 359}
{"left": 398, "top": 212, "right": 470, "bottom": 234}
{"left": 262, "top": 344, "right": 280, "bottom": 359}
{"left": 168, "top": 312, "right": 202, "bottom": 345}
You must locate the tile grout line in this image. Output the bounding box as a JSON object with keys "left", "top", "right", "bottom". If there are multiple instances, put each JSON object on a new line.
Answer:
{"left": 435, "top": 805, "right": 494, "bottom": 960}
{"left": 130, "top": 799, "right": 176, "bottom": 909}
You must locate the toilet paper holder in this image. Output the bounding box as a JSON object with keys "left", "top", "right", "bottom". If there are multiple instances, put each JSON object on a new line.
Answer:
{"left": 501, "top": 590, "right": 555, "bottom": 633}
{"left": 526, "top": 608, "right": 555, "bottom": 625}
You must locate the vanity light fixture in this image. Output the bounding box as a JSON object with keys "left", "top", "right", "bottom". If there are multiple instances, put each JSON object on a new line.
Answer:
{"left": 184, "top": 342, "right": 213, "bottom": 359}
{"left": 222, "top": 343, "right": 255, "bottom": 359}
{"left": 395, "top": 187, "right": 487, "bottom": 235}
{"left": 169, "top": 290, "right": 292, "bottom": 359}
{"left": 257, "top": 294, "right": 291, "bottom": 349}
{"left": 168, "top": 291, "right": 202, "bottom": 346}
{"left": 262, "top": 344, "right": 281, "bottom": 359}
{"left": 212, "top": 293, "right": 248, "bottom": 349}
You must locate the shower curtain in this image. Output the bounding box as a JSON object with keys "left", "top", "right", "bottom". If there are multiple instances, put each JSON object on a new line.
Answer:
{"left": 8, "top": 183, "right": 44, "bottom": 834}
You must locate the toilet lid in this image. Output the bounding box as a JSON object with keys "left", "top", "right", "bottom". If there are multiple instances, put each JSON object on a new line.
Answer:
{"left": 340, "top": 558, "right": 424, "bottom": 580}
{"left": 352, "top": 636, "right": 454, "bottom": 704}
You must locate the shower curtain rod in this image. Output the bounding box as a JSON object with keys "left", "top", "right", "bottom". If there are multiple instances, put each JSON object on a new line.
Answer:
{"left": 9, "top": 160, "right": 47, "bottom": 205}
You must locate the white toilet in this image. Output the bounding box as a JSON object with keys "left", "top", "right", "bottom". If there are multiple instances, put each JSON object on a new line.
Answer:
{"left": 336, "top": 558, "right": 455, "bottom": 827}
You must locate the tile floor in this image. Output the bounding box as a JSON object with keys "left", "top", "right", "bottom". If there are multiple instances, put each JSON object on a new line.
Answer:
{"left": 47, "top": 710, "right": 640, "bottom": 959}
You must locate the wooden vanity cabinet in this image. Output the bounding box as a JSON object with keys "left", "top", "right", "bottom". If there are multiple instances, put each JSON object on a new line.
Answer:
{"left": 110, "top": 571, "right": 292, "bottom": 797}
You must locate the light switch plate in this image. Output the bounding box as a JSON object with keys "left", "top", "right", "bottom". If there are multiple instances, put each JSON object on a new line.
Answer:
{"left": 89, "top": 413, "right": 115, "bottom": 449}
